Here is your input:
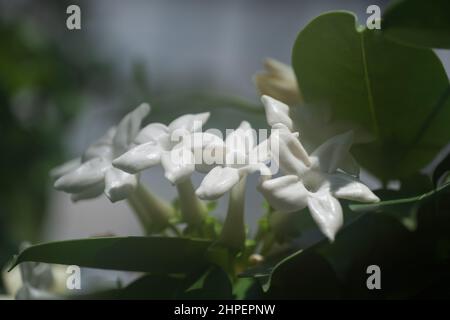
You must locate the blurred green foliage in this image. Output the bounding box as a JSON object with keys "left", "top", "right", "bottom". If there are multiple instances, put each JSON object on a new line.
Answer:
{"left": 0, "top": 15, "right": 111, "bottom": 290}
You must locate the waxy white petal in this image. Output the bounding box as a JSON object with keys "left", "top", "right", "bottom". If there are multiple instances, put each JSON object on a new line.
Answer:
{"left": 225, "top": 121, "right": 255, "bottom": 158}
{"left": 261, "top": 95, "right": 293, "bottom": 130}
{"left": 310, "top": 131, "right": 354, "bottom": 173}
{"left": 168, "top": 112, "right": 210, "bottom": 134}
{"left": 328, "top": 173, "right": 380, "bottom": 203}
{"left": 271, "top": 124, "right": 311, "bottom": 176}
{"left": 161, "top": 146, "right": 195, "bottom": 184}
{"left": 112, "top": 103, "right": 151, "bottom": 154}
{"left": 254, "top": 59, "right": 302, "bottom": 106}
{"left": 49, "top": 157, "right": 81, "bottom": 180}
{"left": 134, "top": 123, "right": 169, "bottom": 145}
{"left": 112, "top": 142, "right": 163, "bottom": 173}
{"left": 54, "top": 158, "right": 110, "bottom": 193}
{"left": 183, "top": 132, "right": 226, "bottom": 173}
{"left": 196, "top": 166, "right": 240, "bottom": 200}
{"left": 307, "top": 192, "right": 343, "bottom": 241}
{"left": 339, "top": 154, "right": 360, "bottom": 177}
{"left": 258, "top": 175, "right": 309, "bottom": 213}
{"left": 238, "top": 163, "right": 272, "bottom": 178}
{"left": 82, "top": 127, "right": 116, "bottom": 162}
{"left": 71, "top": 181, "right": 105, "bottom": 202}
{"left": 104, "top": 167, "right": 138, "bottom": 202}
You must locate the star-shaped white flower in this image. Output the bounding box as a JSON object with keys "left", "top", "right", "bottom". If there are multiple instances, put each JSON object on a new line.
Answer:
{"left": 258, "top": 96, "right": 379, "bottom": 241}
{"left": 196, "top": 121, "right": 271, "bottom": 200}
{"left": 53, "top": 103, "right": 150, "bottom": 202}
{"left": 112, "top": 112, "right": 212, "bottom": 185}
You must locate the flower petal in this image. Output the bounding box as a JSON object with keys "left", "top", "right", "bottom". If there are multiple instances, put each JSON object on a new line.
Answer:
{"left": 310, "top": 131, "right": 354, "bottom": 173}
{"left": 254, "top": 59, "right": 302, "bottom": 106}
{"left": 134, "top": 122, "right": 169, "bottom": 145}
{"left": 307, "top": 192, "right": 343, "bottom": 241}
{"left": 247, "top": 139, "right": 271, "bottom": 166}
{"left": 182, "top": 132, "right": 226, "bottom": 173}
{"left": 71, "top": 181, "right": 105, "bottom": 202}
{"left": 328, "top": 173, "right": 380, "bottom": 203}
{"left": 49, "top": 157, "right": 81, "bottom": 181}
{"left": 112, "top": 142, "right": 162, "bottom": 173}
{"left": 238, "top": 163, "right": 272, "bottom": 179}
{"left": 196, "top": 166, "right": 240, "bottom": 200}
{"left": 104, "top": 168, "right": 138, "bottom": 202}
{"left": 82, "top": 127, "right": 116, "bottom": 162}
{"left": 339, "top": 154, "right": 360, "bottom": 177}
{"left": 258, "top": 175, "right": 309, "bottom": 213}
{"left": 161, "top": 146, "right": 195, "bottom": 184}
{"left": 270, "top": 123, "right": 311, "bottom": 176}
{"left": 261, "top": 95, "right": 293, "bottom": 130}
{"left": 112, "top": 103, "right": 151, "bottom": 154}
{"left": 225, "top": 121, "right": 255, "bottom": 166}
{"left": 54, "top": 158, "right": 110, "bottom": 193}
{"left": 168, "top": 112, "right": 210, "bottom": 135}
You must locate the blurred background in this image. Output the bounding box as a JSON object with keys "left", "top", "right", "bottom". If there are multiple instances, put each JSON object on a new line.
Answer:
{"left": 1, "top": 0, "right": 449, "bottom": 290}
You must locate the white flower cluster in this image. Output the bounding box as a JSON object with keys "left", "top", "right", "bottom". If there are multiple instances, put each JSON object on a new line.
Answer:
{"left": 53, "top": 98, "right": 378, "bottom": 241}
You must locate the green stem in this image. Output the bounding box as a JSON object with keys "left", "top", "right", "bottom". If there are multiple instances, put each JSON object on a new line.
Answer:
{"left": 218, "top": 177, "right": 247, "bottom": 251}
{"left": 176, "top": 179, "right": 207, "bottom": 227}
{"left": 127, "top": 193, "right": 152, "bottom": 235}
{"left": 127, "top": 184, "right": 175, "bottom": 235}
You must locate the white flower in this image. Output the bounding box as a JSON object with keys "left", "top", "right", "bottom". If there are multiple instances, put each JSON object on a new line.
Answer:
{"left": 253, "top": 58, "right": 303, "bottom": 106}
{"left": 258, "top": 96, "right": 379, "bottom": 241}
{"left": 53, "top": 103, "right": 150, "bottom": 202}
{"left": 112, "top": 112, "right": 211, "bottom": 185}
{"left": 196, "top": 121, "right": 271, "bottom": 200}
{"left": 254, "top": 60, "right": 374, "bottom": 151}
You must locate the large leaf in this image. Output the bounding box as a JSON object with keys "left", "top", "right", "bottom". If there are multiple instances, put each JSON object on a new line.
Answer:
{"left": 9, "top": 236, "right": 213, "bottom": 273}
{"left": 382, "top": 0, "right": 450, "bottom": 49}
{"left": 292, "top": 11, "right": 450, "bottom": 180}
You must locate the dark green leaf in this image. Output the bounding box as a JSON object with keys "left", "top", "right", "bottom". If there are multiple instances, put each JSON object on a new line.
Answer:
{"left": 382, "top": 0, "right": 450, "bottom": 49}
{"left": 181, "top": 266, "right": 233, "bottom": 299}
{"left": 350, "top": 181, "right": 450, "bottom": 214}
{"left": 9, "top": 236, "right": 213, "bottom": 274}
{"left": 292, "top": 11, "right": 450, "bottom": 179}
{"left": 433, "top": 151, "right": 450, "bottom": 186}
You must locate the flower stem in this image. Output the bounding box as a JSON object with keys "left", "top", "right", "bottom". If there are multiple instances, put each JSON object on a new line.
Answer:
{"left": 127, "top": 183, "right": 175, "bottom": 235}
{"left": 218, "top": 176, "right": 247, "bottom": 251}
{"left": 176, "top": 179, "right": 207, "bottom": 227}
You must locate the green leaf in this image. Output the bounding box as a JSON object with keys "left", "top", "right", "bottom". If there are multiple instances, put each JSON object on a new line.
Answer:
{"left": 9, "top": 236, "right": 213, "bottom": 273}
{"left": 181, "top": 266, "right": 233, "bottom": 299}
{"left": 240, "top": 203, "right": 360, "bottom": 292}
{"left": 433, "top": 151, "right": 450, "bottom": 186}
{"left": 292, "top": 11, "right": 450, "bottom": 179}
{"left": 350, "top": 182, "right": 450, "bottom": 214}
{"left": 73, "top": 274, "right": 188, "bottom": 299}
{"left": 382, "top": 0, "right": 450, "bottom": 49}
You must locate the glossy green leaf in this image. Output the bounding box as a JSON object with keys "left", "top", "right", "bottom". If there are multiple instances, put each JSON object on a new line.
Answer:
{"left": 292, "top": 11, "right": 450, "bottom": 179}
{"left": 9, "top": 236, "right": 212, "bottom": 273}
{"left": 382, "top": 0, "right": 450, "bottom": 49}
{"left": 239, "top": 249, "right": 304, "bottom": 292}
{"left": 350, "top": 182, "right": 450, "bottom": 214}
